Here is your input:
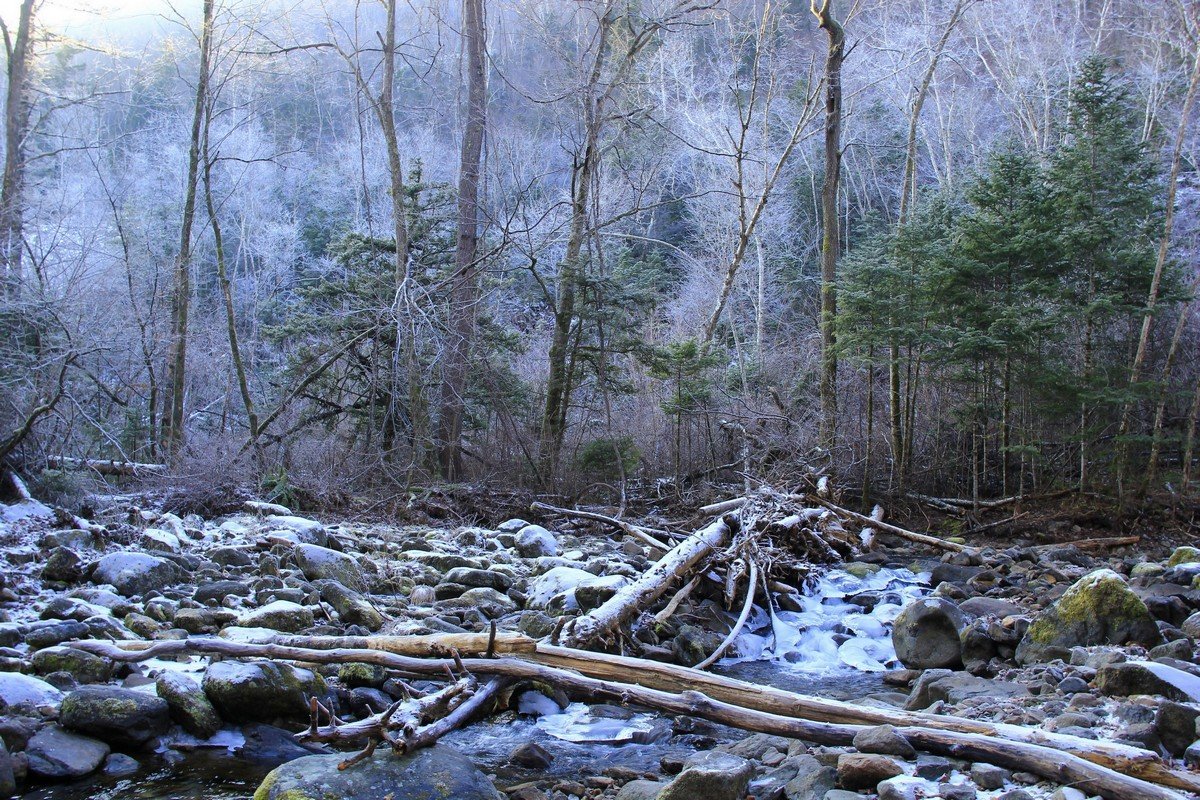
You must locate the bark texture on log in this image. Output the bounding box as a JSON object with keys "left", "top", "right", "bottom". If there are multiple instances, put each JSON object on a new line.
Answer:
{"left": 563, "top": 515, "right": 734, "bottom": 648}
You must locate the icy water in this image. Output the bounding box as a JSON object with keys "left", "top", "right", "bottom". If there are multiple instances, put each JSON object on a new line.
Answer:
{"left": 25, "top": 567, "right": 929, "bottom": 799}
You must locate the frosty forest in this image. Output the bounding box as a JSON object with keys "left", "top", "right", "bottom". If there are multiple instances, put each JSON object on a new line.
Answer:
{"left": 2, "top": 0, "right": 1199, "bottom": 508}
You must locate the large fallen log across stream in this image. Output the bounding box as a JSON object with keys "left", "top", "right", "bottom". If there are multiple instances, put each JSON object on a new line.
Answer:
{"left": 75, "top": 636, "right": 1196, "bottom": 800}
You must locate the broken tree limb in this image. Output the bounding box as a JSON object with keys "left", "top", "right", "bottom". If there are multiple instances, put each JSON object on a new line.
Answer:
{"left": 699, "top": 497, "right": 747, "bottom": 516}
{"left": 46, "top": 456, "right": 167, "bottom": 477}
{"left": 1035, "top": 536, "right": 1141, "bottom": 552}
{"left": 653, "top": 576, "right": 700, "bottom": 623}
{"left": 695, "top": 558, "right": 757, "bottom": 670}
{"left": 563, "top": 515, "right": 735, "bottom": 648}
{"left": 530, "top": 501, "right": 673, "bottom": 550}
{"left": 74, "top": 637, "right": 1191, "bottom": 800}
{"left": 811, "top": 497, "right": 968, "bottom": 553}
{"left": 216, "top": 629, "right": 538, "bottom": 657}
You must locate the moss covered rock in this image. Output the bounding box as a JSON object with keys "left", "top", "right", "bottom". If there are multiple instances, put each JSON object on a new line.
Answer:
{"left": 30, "top": 646, "right": 113, "bottom": 684}
{"left": 156, "top": 672, "right": 221, "bottom": 738}
{"left": 60, "top": 686, "right": 170, "bottom": 747}
{"left": 1016, "top": 569, "right": 1163, "bottom": 665}
{"left": 1169, "top": 547, "right": 1200, "bottom": 567}
{"left": 202, "top": 660, "right": 326, "bottom": 724}
{"left": 252, "top": 744, "right": 502, "bottom": 800}
{"left": 293, "top": 544, "right": 365, "bottom": 592}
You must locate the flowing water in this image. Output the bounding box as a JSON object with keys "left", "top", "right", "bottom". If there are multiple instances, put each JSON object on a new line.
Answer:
{"left": 23, "top": 567, "right": 929, "bottom": 799}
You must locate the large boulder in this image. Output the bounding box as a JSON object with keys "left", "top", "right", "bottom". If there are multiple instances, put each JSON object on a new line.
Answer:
{"left": 515, "top": 525, "right": 560, "bottom": 558}
{"left": 252, "top": 744, "right": 502, "bottom": 800}
{"left": 1095, "top": 661, "right": 1200, "bottom": 703}
{"left": 157, "top": 672, "right": 222, "bottom": 738}
{"left": 203, "top": 660, "right": 326, "bottom": 723}
{"left": 60, "top": 686, "right": 171, "bottom": 747}
{"left": 294, "top": 544, "right": 365, "bottom": 592}
{"left": 657, "top": 750, "right": 753, "bottom": 800}
{"left": 264, "top": 515, "right": 328, "bottom": 546}
{"left": 91, "top": 552, "right": 181, "bottom": 597}
{"left": 891, "top": 598, "right": 967, "bottom": 669}
{"left": 0, "top": 672, "right": 63, "bottom": 713}
{"left": 25, "top": 726, "right": 109, "bottom": 779}
{"left": 1016, "top": 569, "right": 1164, "bottom": 665}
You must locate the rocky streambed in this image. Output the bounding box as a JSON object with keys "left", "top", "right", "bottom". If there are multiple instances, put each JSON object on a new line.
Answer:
{"left": 0, "top": 488, "right": 1198, "bottom": 800}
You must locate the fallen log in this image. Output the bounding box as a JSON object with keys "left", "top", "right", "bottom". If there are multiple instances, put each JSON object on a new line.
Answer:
{"left": 46, "top": 456, "right": 166, "bottom": 476}
{"left": 1035, "top": 535, "right": 1141, "bottom": 552}
{"left": 527, "top": 645, "right": 1200, "bottom": 795}
{"left": 563, "top": 515, "right": 734, "bottom": 648}
{"left": 811, "top": 497, "right": 968, "bottom": 553}
{"left": 74, "top": 637, "right": 1191, "bottom": 800}
{"left": 530, "top": 501, "right": 674, "bottom": 550}
{"left": 214, "top": 629, "right": 539, "bottom": 658}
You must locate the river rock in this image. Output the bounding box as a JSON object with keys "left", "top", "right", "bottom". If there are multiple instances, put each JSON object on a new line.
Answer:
{"left": 1168, "top": 547, "right": 1200, "bottom": 567}
{"left": 203, "top": 660, "right": 326, "bottom": 723}
{"left": 837, "top": 753, "right": 905, "bottom": 790}
{"left": 237, "top": 722, "right": 330, "bottom": 764}
{"left": 444, "top": 567, "right": 513, "bottom": 591}
{"left": 31, "top": 646, "right": 113, "bottom": 684}
{"left": 1094, "top": 661, "right": 1200, "bottom": 702}
{"left": 60, "top": 686, "right": 170, "bottom": 747}
{"left": 316, "top": 579, "right": 383, "bottom": 630}
{"left": 24, "top": 620, "right": 89, "bottom": 649}
{"left": 516, "top": 525, "right": 559, "bottom": 558}
{"left": 41, "top": 547, "right": 84, "bottom": 582}
{"left": 0, "top": 672, "right": 64, "bottom": 712}
{"left": 265, "top": 515, "right": 327, "bottom": 546}
{"left": 905, "top": 669, "right": 1029, "bottom": 710}
{"left": 156, "top": 672, "right": 222, "bottom": 738}
{"left": 657, "top": 750, "right": 753, "bottom": 800}
{"left": 1016, "top": 569, "right": 1163, "bottom": 665}
{"left": 253, "top": 744, "right": 502, "bottom": 800}
{"left": 25, "top": 726, "right": 109, "bottom": 778}
{"left": 237, "top": 600, "right": 313, "bottom": 632}
{"left": 852, "top": 725, "right": 917, "bottom": 758}
{"left": 91, "top": 552, "right": 181, "bottom": 597}
{"left": 294, "top": 544, "right": 365, "bottom": 592}
{"left": 891, "top": 597, "right": 967, "bottom": 669}
{"left": 195, "top": 580, "right": 253, "bottom": 604}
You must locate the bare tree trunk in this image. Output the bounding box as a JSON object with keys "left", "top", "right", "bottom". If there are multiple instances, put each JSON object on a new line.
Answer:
{"left": 812, "top": 0, "right": 844, "bottom": 452}
{"left": 161, "top": 0, "right": 213, "bottom": 455}
{"left": 1182, "top": 373, "right": 1200, "bottom": 495}
{"left": 203, "top": 115, "right": 259, "bottom": 454}
{"left": 540, "top": 8, "right": 614, "bottom": 476}
{"left": 438, "top": 0, "right": 487, "bottom": 480}
{"left": 0, "top": 0, "right": 34, "bottom": 298}
{"left": 1120, "top": 41, "right": 1200, "bottom": 494}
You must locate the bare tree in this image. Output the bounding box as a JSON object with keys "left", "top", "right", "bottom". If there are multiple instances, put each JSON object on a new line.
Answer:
{"left": 0, "top": 0, "right": 35, "bottom": 297}
{"left": 161, "top": 0, "right": 215, "bottom": 455}
{"left": 812, "top": 0, "right": 844, "bottom": 452}
{"left": 437, "top": 0, "right": 488, "bottom": 480}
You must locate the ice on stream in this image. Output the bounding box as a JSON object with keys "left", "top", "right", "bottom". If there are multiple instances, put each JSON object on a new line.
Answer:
{"left": 725, "top": 567, "right": 930, "bottom": 673}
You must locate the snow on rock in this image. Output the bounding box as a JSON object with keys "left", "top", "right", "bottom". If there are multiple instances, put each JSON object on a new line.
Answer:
{"left": 265, "top": 516, "right": 326, "bottom": 545}
{"left": 516, "top": 524, "right": 560, "bottom": 558}
{"left": 92, "top": 552, "right": 181, "bottom": 597}
{"left": 526, "top": 566, "right": 626, "bottom": 610}
{"left": 0, "top": 672, "right": 64, "bottom": 712}
{"left": 141, "top": 528, "right": 181, "bottom": 553}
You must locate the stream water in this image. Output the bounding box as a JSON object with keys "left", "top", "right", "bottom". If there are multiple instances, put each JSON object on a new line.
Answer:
{"left": 23, "top": 567, "right": 930, "bottom": 799}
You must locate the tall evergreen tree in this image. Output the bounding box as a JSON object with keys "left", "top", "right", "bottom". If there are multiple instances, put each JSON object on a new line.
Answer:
{"left": 1048, "top": 55, "right": 1158, "bottom": 488}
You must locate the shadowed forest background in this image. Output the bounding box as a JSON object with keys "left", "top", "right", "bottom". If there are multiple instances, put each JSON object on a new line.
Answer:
{"left": 1, "top": 0, "right": 1199, "bottom": 510}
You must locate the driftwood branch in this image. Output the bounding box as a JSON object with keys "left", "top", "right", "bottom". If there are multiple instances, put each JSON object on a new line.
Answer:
{"left": 530, "top": 501, "right": 674, "bottom": 550}
{"left": 46, "top": 456, "right": 166, "bottom": 476}
{"left": 73, "top": 637, "right": 1194, "bottom": 800}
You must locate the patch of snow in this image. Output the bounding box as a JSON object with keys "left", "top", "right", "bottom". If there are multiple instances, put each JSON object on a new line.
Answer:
{"left": 536, "top": 702, "right": 659, "bottom": 744}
